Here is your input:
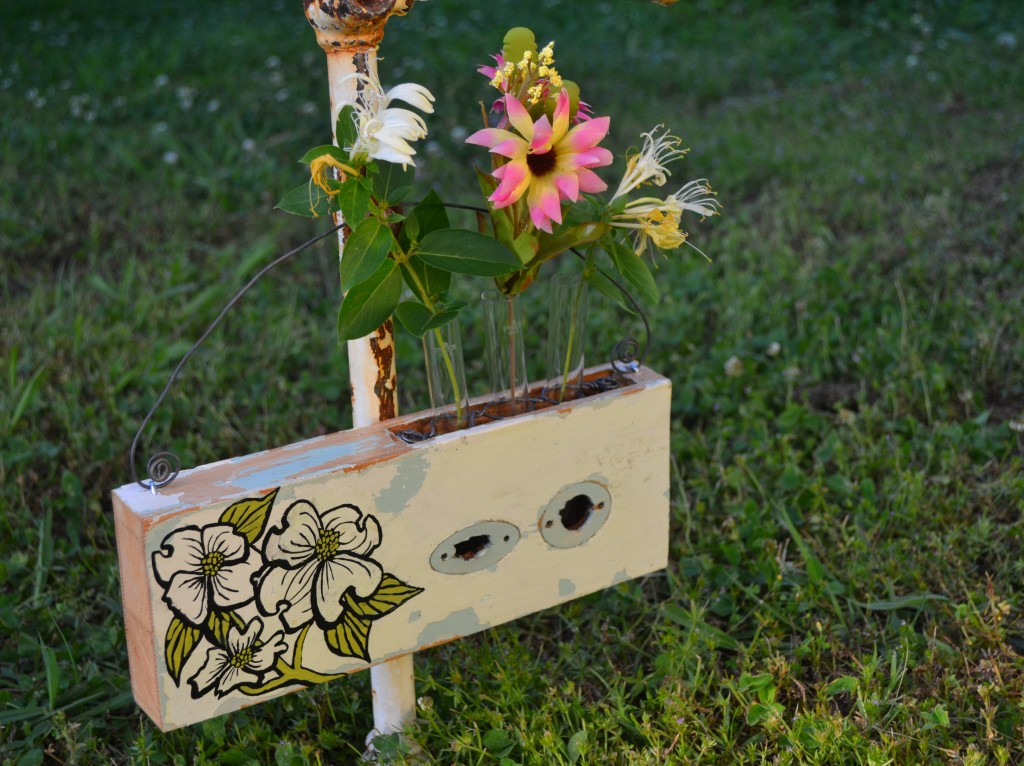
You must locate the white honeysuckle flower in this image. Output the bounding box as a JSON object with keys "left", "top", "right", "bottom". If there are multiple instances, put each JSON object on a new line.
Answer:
{"left": 188, "top": 618, "right": 287, "bottom": 698}
{"left": 335, "top": 73, "right": 435, "bottom": 168}
{"left": 152, "top": 524, "right": 261, "bottom": 626}
{"left": 610, "top": 178, "right": 721, "bottom": 257}
{"left": 257, "top": 500, "right": 383, "bottom": 631}
{"left": 611, "top": 125, "right": 689, "bottom": 202}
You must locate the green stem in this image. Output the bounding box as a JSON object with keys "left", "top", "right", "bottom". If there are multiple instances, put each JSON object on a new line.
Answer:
{"left": 403, "top": 264, "right": 466, "bottom": 427}
{"left": 558, "top": 250, "right": 595, "bottom": 401}
{"left": 431, "top": 326, "right": 466, "bottom": 427}
{"left": 559, "top": 280, "right": 585, "bottom": 401}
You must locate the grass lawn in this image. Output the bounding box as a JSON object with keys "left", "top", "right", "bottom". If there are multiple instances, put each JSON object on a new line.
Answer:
{"left": 3, "top": 0, "right": 1024, "bottom": 763}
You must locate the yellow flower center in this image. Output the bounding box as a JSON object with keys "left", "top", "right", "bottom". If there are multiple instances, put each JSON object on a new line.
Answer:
{"left": 229, "top": 646, "right": 254, "bottom": 669}
{"left": 200, "top": 551, "right": 225, "bottom": 577}
{"left": 315, "top": 529, "right": 341, "bottom": 562}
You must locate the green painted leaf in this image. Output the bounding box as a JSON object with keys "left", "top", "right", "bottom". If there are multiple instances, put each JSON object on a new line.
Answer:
{"left": 299, "top": 144, "right": 349, "bottom": 165}
{"left": 336, "top": 178, "right": 371, "bottom": 225}
{"left": 334, "top": 105, "right": 359, "bottom": 154}
{"left": 324, "top": 610, "right": 372, "bottom": 661}
{"left": 370, "top": 161, "right": 415, "bottom": 205}
{"left": 418, "top": 229, "right": 521, "bottom": 276}
{"left": 608, "top": 241, "right": 659, "bottom": 306}
{"left": 219, "top": 488, "right": 278, "bottom": 545}
{"left": 340, "top": 218, "right": 394, "bottom": 292}
{"left": 345, "top": 573, "right": 424, "bottom": 619}
{"left": 394, "top": 302, "right": 458, "bottom": 338}
{"left": 206, "top": 609, "right": 244, "bottom": 646}
{"left": 165, "top": 617, "right": 201, "bottom": 685}
{"left": 276, "top": 183, "right": 331, "bottom": 218}
{"left": 337, "top": 259, "right": 402, "bottom": 342}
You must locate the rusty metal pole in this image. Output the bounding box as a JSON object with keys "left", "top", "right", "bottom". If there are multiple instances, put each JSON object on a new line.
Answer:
{"left": 302, "top": 0, "right": 418, "bottom": 746}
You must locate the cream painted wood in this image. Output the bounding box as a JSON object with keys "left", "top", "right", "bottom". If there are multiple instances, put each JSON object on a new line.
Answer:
{"left": 112, "top": 365, "right": 671, "bottom": 730}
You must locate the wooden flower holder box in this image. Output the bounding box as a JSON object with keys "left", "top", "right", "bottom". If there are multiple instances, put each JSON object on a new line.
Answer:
{"left": 112, "top": 363, "right": 670, "bottom": 730}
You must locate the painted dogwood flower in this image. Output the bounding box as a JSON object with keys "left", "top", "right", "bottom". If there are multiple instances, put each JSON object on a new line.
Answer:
{"left": 467, "top": 89, "right": 612, "bottom": 233}
{"left": 337, "top": 73, "right": 434, "bottom": 168}
{"left": 152, "top": 524, "right": 261, "bottom": 626}
{"left": 257, "top": 500, "right": 383, "bottom": 631}
{"left": 188, "top": 618, "right": 287, "bottom": 699}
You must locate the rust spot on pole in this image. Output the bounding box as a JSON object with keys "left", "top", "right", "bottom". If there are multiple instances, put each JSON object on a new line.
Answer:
{"left": 303, "top": 0, "right": 417, "bottom": 52}
{"left": 370, "top": 319, "right": 397, "bottom": 420}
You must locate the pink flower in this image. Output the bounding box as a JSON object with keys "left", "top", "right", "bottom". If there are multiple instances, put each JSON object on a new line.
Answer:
{"left": 466, "top": 90, "right": 612, "bottom": 232}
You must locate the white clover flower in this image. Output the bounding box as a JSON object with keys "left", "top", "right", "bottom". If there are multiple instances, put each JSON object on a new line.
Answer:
{"left": 1009, "top": 419, "right": 1024, "bottom": 433}
{"left": 766, "top": 342, "right": 782, "bottom": 358}
{"left": 724, "top": 356, "right": 743, "bottom": 377}
{"left": 188, "top": 618, "right": 287, "bottom": 698}
{"left": 783, "top": 366, "right": 801, "bottom": 383}
{"left": 152, "top": 524, "right": 261, "bottom": 625}
{"left": 257, "top": 500, "right": 383, "bottom": 631}
{"left": 336, "top": 73, "right": 435, "bottom": 168}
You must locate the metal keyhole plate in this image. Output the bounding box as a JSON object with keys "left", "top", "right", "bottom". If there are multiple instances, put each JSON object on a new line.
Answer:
{"left": 430, "top": 520, "right": 521, "bottom": 574}
{"left": 539, "top": 481, "right": 611, "bottom": 548}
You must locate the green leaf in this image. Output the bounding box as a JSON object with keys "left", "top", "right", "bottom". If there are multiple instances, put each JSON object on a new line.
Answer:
{"left": 418, "top": 229, "right": 521, "bottom": 276}
{"left": 400, "top": 259, "right": 451, "bottom": 304}
{"left": 336, "top": 178, "right": 371, "bottom": 225}
{"left": 567, "top": 730, "right": 587, "bottom": 764}
{"left": 39, "top": 640, "right": 58, "bottom": 711}
{"left": 852, "top": 593, "right": 949, "bottom": 611}
{"left": 394, "top": 301, "right": 459, "bottom": 338}
{"left": 824, "top": 676, "right": 859, "bottom": 696}
{"left": 370, "top": 161, "right": 415, "bottom": 205}
{"left": 608, "top": 241, "right": 659, "bottom": 306}
{"left": 344, "top": 573, "right": 424, "bottom": 619}
{"left": 324, "top": 610, "right": 373, "bottom": 661}
{"left": 585, "top": 268, "right": 634, "bottom": 314}
{"left": 340, "top": 218, "right": 394, "bottom": 292}
{"left": 219, "top": 488, "right": 278, "bottom": 545}
{"left": 482, "top": 729, "right": 515, "bottom": 756}
{"left": 663, "top": 604, "right": 739, "bottom": 650}
{"left": 337, "top": 259, "right": 402, "bottom": 342}
{"left": 334, "top": 105, "right": 359, "bottom": 154}
{"left": 747, "top": 701, "right": 785, "bottom": 726}
{"left": 276, "top": 183, "right": 331, "bottom": 218}
{"left": 299, "top": 144, "right": 349, "bottom": 165}
{"left": 165, "top": 617, "right": 201, "bottom": 686}
{"left": 400, "top": 189, "right": 450, "bottom": 251}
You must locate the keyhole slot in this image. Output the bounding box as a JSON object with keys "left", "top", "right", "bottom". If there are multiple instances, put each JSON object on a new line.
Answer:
{"left": 539, "top": 481, "right": 611, "bottom": 548}
{"left": 454, "top": 534, "right": 491, "bottom": 561}
{"left": 559, "top": 495, "right": 593, "bottom": 531}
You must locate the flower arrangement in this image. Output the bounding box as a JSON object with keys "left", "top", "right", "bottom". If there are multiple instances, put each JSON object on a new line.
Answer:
{"left": 279, "top": 26, "right": 721, "bottom": 422}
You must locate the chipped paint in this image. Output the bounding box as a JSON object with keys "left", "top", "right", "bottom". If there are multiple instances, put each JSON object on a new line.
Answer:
{"left": 374, "top": 450, "right": 428, "bottom": 516}
{"left": 416, "top": 607, "right": 488, "bottom": 647}
{"left": 559, "top": 579, "right": 576, "bottom": 597}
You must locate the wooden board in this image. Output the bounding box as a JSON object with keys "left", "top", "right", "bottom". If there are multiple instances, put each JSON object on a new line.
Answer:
{"left": 112, "top": 364, "right": 671, "bottom": 730}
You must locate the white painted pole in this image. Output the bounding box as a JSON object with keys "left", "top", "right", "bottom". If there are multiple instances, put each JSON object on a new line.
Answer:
{"left": 302, "top": 0, "right": 418, "bottom": 748}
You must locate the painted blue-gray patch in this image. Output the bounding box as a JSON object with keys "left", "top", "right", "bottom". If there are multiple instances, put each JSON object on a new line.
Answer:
{"left": 374, "top": 451, "right": 429, "bottom": 515}
{"left": 417, "top": 607, "right": 487, "bottom": 646}
{"left": 611, "top": 569, "right": 631, "bottom": 586}
{"left": 407, "top": 610, "right": 421, "bottom": 624}
{"left": 559, "top": 578, "right": 576, "bottom": 597}
{"left": 226, "top": 440, "right": 376, "bottom": 491}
